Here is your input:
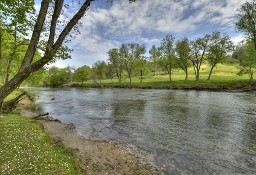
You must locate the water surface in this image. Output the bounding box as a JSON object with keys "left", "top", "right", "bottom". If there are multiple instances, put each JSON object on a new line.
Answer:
{"left": 31, "top": 88, "right": 256, "bottom": 174}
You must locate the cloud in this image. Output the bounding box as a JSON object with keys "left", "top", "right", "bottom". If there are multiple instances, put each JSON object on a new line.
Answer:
{"left": 231, "top": 34, "right": 245, "bottom": 45}
{"left": 53, "top": 0, "right": 247, "bottom": 67}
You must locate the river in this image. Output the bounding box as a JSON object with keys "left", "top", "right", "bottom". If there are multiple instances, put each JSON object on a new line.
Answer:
{"left": 30, "top": 87, "right": 256, "bottom": 175}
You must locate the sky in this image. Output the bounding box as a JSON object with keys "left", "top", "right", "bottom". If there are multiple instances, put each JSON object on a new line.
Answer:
{"left": 37, "top": 0, "right": 247, "bottom": 68}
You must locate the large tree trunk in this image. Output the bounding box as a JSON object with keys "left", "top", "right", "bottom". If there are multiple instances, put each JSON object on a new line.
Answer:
{"left": 0, "top": 0, "right": 93, "bottom": 107}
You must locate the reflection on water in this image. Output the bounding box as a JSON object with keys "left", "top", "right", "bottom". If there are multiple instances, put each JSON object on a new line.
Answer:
{"left": 31, "top": 88, "right": 256, "bottom": 175}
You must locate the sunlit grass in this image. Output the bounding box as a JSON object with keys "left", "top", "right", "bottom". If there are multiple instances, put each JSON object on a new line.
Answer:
{"left": 4, "top": 89, "right": 24, "bottom": 102}
{"left": 0, "top": 113, "right": 81, "bottom": 175}
{"left": 70, "top": 64, "right": 255, "bottom": 90}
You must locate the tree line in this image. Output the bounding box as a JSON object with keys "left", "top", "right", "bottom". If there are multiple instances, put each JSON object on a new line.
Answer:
{"left": 41, "top": 31, "right": 253, "bottom": 87}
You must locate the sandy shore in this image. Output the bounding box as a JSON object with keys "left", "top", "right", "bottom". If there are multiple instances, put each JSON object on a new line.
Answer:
{"left": 16, "top": 95, "right": 161, "bottom": 175}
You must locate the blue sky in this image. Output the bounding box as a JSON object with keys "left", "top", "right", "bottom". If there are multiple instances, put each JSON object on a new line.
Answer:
{"left": 38, "top": 0, "right": 246, "bottom": 68}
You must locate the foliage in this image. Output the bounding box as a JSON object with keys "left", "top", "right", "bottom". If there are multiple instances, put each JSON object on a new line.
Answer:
{"left": 108, "top": 48, "right": 123, "bottom": 82}
{"left": 237, "top": 42, "right": 256, "bottom": 81}
{"left": 44, "top": 66, "right": 72, "bottom": 86}
{"left": 149, "top": 45, "right": 161, "bottom": 76}
{"left": 92, "top": 61, "right": 107, "bottom": 83}
{"left": 175, "top": 37, "right": 191, "bottom": 80}
{"left": 73, "top": 65, "right": 91, "bottom": 84}
{"left": 207, "top": 31, "right": 234, "bottom": 80}
{"left": 159, "top": 34, "right": 176, "bottom": 81}
{"left": 236, "top": 0, "right": 256, "bottom": 49}
{"left": 190, "top": 34, "right": 211, "bottom": 81}
{"left": 0, "top": 113, "right": 81, "bottom": 174}
{"left": 121, "top": 43, "right": 146, "bottom": 86}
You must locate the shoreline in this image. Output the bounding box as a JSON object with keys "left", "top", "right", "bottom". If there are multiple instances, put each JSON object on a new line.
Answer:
{"left": 16, "top": 95, "right": 161, "bottom": 174}
{"left": 38, "top": 79, "right": 256, "bottom": 93}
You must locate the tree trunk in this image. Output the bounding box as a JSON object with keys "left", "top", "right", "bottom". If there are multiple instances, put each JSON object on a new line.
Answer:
{"left": 0, "top": 0, "right": 94, "bottom": 106}
{"left": 185, "top": 69, "right": 188, "bottom": 80}
{"left": 153, "top": 64, "right": 156, "bottom": 76}
{"left": 140, "top": 70, "right": 143, "bottom": 83}
{"left": 208, "top": 65, "right": 215, "bottom": 80}
{"left": 129, "top": 76, "right": 132, "bottom": 87}
{"left": 250, "top": 67, "right": 254, "bottom": 81}
{"left": 196, "top": 68, "right": 200, "bottom": 82}
{"left": 169, "top": 63, "right": 172, "bottom": 81}
{"left": 5, "top": 26, "right": 17, "bottom": 84}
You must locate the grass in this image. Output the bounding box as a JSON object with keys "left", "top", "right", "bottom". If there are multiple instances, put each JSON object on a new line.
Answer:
{"left": 4, "top": 89, "right": 24, "bottom": 102}
{"left": 0, "top": 113, "right": 81, "bottom": 175}
{"left": 68, "top": 64, "right": 256, "bottom": 91}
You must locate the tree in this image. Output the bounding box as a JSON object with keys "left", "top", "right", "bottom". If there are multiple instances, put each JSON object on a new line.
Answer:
{"left": 121, "top": 43, "right": 146, "bottom": 86}
{"left": 175, "top": 37, "right": 191, "bottom": 80}
{"left": 149, "top": 45, "right": 161, "bottom": 76}
{"left": 236, "top": 0, "right": 256, "bottom": 50}
{"left": 44, "top": 66, "right": 71, "bottom": 86}
{"left": 159, "top": 35, "right": 176, "bottom": 81}
{"left": 74, "top": 65, "right": 90, "bottom": 84}
{"left": 207, "top": 32, "right": 234, "bottom": 80}
{"left": 237, "top": 42, "right": 256, "bottom": 81}
{"left": 0, "top": 0, "right": 35, "bottom": 85}
{"left": 0, "top": 0, "right": 136, "bottom": 109}
{"left": 93, "top": 61, "right": 107, "bottom": 83}
{"left": 108, "top": 48, "right": 123, "bottom": 82}
{"left": 190, "top": 34, "right": 210, "bottom": 82}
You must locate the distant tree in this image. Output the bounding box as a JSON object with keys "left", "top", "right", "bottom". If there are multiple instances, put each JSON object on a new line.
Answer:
{"left": 207, "top": 32, "right": 234, "bottom": 80}
{"left": 121, "top": 43, "right": 146, "bottom": 86}
{"left": 236, "top": 0, "right": 256, "bottom": 50}
{"left": 108, "top": 48, "right": 123, "bottom": 82}
{"left": 106, "top": 63, "right": 114, "bottom": 82}
{"left": 159, "top": 35, "right": 176, "bottom": 81}
{"left": 23, "top": 68, "right": 46, "bottom": 86}
{"left": 92, "top": 61, "right": 107, "bottom": 83}
{"left": 45, "top": 66, "right": 71, "bottom": 86}
{"left": 232, "top": 43, "right": 246, "bottom": 63}
{"left": 175, "top": 37, "right": 191, "bottom": 80}
{"left": 74, "top": 65, "right": 90, "bottom": 84}
{"left": 237, "top": 42, "right": 256, "bottom": 81}
{"left": 149, "top": 45, "right": 161, "bottom": 76}
{"left": 135, "top": 56, "right": 150, "bottom": 83}
{"left": 190, "top": 34, "right": 211, "bottom": 82}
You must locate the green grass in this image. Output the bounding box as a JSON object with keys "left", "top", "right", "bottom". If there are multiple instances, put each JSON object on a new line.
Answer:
{"left": 4, "top": 89, "right": 24, "bottom": 102}
{"left": 68, "top": 64, "right": 256, "bottom": 91}
{"left": 0, "top": 113, "right": 81, "bottom": 175}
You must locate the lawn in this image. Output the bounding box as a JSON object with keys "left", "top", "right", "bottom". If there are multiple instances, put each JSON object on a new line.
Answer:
{"left": 0, "top": 113, "right": 81, "bottom": 175}
{"left": 70, "top": 64, "right": 256, "bottom": 90}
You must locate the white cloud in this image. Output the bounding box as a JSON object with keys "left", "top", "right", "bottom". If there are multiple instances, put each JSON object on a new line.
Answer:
{"left": 52, "top": 0, "right": 247, "bottom": 67}
{"left": 231, "top": 34, "right": 245, "bottom": 45}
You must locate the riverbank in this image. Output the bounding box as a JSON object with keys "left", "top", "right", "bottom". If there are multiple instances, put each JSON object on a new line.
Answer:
{"left": 66, "top": 79, "right": 256, "bottom": 92}
{"left": 14, "top": 94, "right": 160, "bottom": 174}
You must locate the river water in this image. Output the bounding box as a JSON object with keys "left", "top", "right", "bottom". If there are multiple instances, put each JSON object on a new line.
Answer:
{"left": 30, "top": 88, "right": 256, "bottom": 174}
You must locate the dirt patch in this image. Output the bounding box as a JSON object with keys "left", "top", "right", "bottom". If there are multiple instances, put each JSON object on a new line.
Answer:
{"left": 16, "top": 96, "right": 161, "bottom": 175}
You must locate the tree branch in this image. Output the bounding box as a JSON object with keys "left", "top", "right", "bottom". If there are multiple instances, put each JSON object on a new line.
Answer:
{"left": 52, "top": 0, "right": 93, "bottom": 53}
{"left": 19, "top": 0, "right": 50, "bottom": 70}
{"left": 47, "top": 0, "right": 64, "bottom": 48}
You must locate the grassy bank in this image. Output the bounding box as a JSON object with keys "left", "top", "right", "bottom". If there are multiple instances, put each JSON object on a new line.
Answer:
{"left": 68, "top": 64, "right": 256, "bottom": 91}
{"left": 1, "top": 90, "right": 81, "bottom": 174}
{"left": 0, "top": 113, "right": 81, "bottom": 174}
